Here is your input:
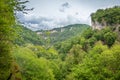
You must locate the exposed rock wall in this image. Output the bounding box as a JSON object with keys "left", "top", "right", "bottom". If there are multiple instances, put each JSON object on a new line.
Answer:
{"left": 91, "top": 19, "right": 107, "bottom": 30}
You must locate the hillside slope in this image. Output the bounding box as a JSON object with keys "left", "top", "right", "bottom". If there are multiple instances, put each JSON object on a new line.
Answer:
{"left": 36, "top": 24, "right": 90, "bottom": 44}
{"left": 14, "top": 25, "right": 44, "bottom": 45}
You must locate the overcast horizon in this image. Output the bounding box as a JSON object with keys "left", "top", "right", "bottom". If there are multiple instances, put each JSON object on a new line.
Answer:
{"left": 17, "top": 0, "right": 120, "bottom": 31}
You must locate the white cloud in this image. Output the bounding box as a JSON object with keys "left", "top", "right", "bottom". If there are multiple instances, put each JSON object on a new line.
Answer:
{"left": 17, "top": 0, "right": 120, "bottom": 30}
{"left": 17, "top": 12, "right": 88, "bottom": 31}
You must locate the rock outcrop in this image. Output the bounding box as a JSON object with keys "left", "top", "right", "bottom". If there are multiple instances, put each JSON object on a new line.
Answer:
{"left": 91, "top": 20, "right": 107, "bottom": 30}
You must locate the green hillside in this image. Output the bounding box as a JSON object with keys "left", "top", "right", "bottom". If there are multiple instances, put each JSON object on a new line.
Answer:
{"left": 37, "top": 24, "right": 90, "bottom": 44}
{"left": 13, "top": 25, "right": 44, "bottom": 45}
{"left": 13, "top": 24, "right": 89, "bottom": 46}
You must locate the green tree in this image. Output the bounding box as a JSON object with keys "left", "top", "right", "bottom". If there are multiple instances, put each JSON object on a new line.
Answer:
{"left": 104, "top": 32, "right": 116, "bottom": 47}
{"left": 0, "top": 0, "right": 15, "bottom": 79}
{"left": 91, "top": 6, "right": 120, "bottom": 25}
{"left": 0, "top": 0, "right": 30, "bottom": 79}
{"left": 82, "top": 28, "right": 93, "bottom": 39}
{"left": 68, "top": 44, "right": 86, "bottom": 64}
{"left": 13, "top": 46, "right": 55, "bottom": 80}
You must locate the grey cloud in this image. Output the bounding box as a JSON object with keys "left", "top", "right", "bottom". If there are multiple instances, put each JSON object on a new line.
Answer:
{"left": 25, "top": 16, "right": 53, "bottom": 24}
{"left": 17, "top": 13, "right": 53, "bottom": 24}
{"left": 59, "top": 2, "right": 71, "bottom": 12}
{"left": 75, "top": 12, "right": 79, "bottom": 15}
{"left": 59, "top": 8, "right": 65, "bottom": 12}
{"left": 17, "top": 13, "right": 87, "bottom": 31}
{"left": 17, "top": 13, "right": 55, "bottom": 30}
{"left": 62, "top": 2, "right": 70, "bottom": 8}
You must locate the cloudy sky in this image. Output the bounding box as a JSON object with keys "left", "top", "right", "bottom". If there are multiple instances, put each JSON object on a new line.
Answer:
{"left": 17, "top": 0, "right": 120, "bottom": 31}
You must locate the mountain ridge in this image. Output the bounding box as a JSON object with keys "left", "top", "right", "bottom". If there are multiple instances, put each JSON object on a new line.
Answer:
{"left": 36, "top": 24, "right": 90, "bottom": 44}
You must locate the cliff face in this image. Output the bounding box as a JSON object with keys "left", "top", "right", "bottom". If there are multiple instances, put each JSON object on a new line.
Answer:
{"left": 91, "top": 19, "right": 120, "bottom": 30}
{"left": 91, "top": 6, "right": 120, "bottom": 30}
{"left": 91, "top": 20, "right": 107, "bottom": 30}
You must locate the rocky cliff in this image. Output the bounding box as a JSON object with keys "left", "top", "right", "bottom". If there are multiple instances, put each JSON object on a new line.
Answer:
{"left": 91, "top": 6, "right": 120, "bottom": 30}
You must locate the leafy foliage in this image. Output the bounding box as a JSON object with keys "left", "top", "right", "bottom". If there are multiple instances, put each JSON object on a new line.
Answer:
{"left": 0, "top": 0, "right": 16, "bottom": 79}
{"left": 13, "top": 24, "right": 44, "bottom": 45}
{"left": 91, "top": 6, "right": 120, "bottom": 25}
{"left": 13, "top": 46, "right": 56, "bottom": 80}
{"left": 0, "top": 0, "right": 31, "bottom": 79}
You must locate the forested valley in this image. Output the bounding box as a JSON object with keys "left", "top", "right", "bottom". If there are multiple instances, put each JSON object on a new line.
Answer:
{"left": 0, "top": 0, "right": 120, "bottom": 80}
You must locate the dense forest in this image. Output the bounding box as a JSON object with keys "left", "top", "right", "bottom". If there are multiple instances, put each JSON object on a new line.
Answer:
{"left": 0, "top": 0, "right": 120, "bottom": 80}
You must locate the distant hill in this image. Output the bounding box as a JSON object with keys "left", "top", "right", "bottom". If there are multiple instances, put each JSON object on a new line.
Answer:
{"left": 14, "top": 25, "right": 44, "bottom": 45}
{"left": 36, "top": 24, "right": 90, "bottom": 44}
